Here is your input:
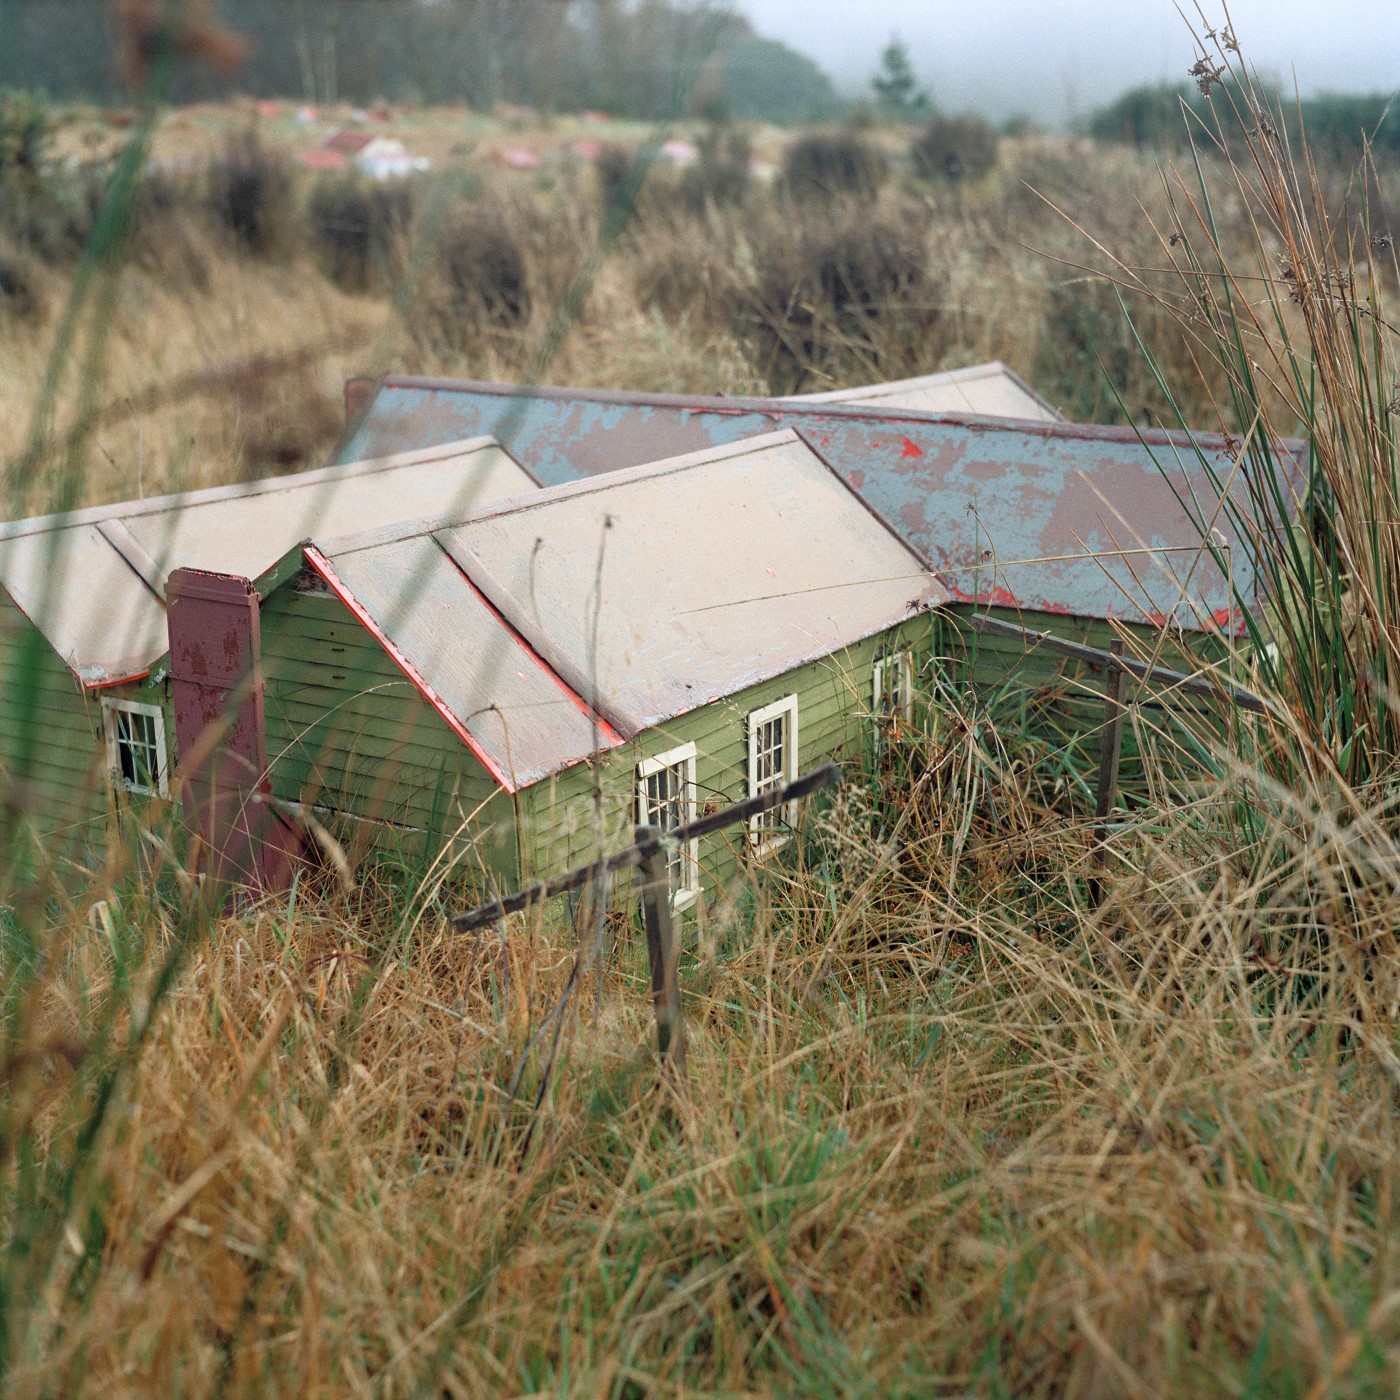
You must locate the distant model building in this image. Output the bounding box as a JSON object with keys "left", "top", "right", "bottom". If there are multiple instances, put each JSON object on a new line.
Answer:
{"left": 0, "top": 439, "right": 536, "bottom": 869}
{"left": 217, "top": 432, "right": 947, "bottom": 904}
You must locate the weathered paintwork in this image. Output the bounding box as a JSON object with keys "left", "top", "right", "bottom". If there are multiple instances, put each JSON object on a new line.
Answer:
{"left": 258, "top": 430, "right": 942, "bottom": 794}
{"left": 0, "top": 436, "right": 536, "bottom": 688}
{"left": 167, "top": 569, "right": 303, "bottom": 888}
{"left": 307, "top": 535, "right": 624, "bottom": 790}
{"left": 444, "top": 432, "right": 945, "bottom": 736}
{"left": 337, "top": 377, "right": 1303, "bottom": 633}
{"left": 787, "top": 361, "right": 1062, "bottom": 421}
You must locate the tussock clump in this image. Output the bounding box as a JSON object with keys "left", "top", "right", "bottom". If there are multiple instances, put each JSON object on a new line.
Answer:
{"left": 0, "top": 247, "right": 46, "bottom": 322}
{"left": 230, "top": 361, "right": 343, "bottom": 475}
{"left": 412, "top": 192, "right": 597, "bottom": 361}
{"left": 632, "top": 219, "right": 738, "bottom": 327}
{"left": 912, "top": 113, "right": 1000, "bottom": 182}
{"left": 206, "top": 126, "right": 297, "bottom": 259}
{"left": 676, "top": 125, "right": 754, "bottom": 212}
{"left": 130, "top": 168, "right": 211, "bottom": 288}
{"left": 1034, "top": 267, "right": 1222, "bottom": 426}
{"left": 781, "top": 127, "right": 890, "bottom": 202}
{"left": 736, "top": 206, "right": 944, "bottom": 393}
{"left": 414, "top": 200, "right": 533, "bottom": 354}
{"left": 308, "top": 176, "right": 416, "bottom": 292}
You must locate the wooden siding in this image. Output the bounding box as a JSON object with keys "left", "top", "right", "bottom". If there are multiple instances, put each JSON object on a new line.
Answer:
{"left": 0, "top": 594, "right": 109, "bottom": 862}
{"left": 937, "top": 605, "right": 1242, "bottom": 805}
{"left": 260, "top": 567, "right": 938, "bottom": 912}
{"left": 520, "top": 615, "right": 938, "bottom": 911}
{"left": 260, "top": 582, "right": 521, "bottom": 886}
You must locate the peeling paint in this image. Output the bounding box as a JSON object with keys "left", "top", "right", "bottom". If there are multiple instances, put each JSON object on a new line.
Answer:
{"left": 339, "top": 378, "right": 1305, "bottom": 632}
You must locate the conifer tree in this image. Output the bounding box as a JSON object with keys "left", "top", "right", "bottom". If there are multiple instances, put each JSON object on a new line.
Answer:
{"left": 871, "top": 35, "right": 931, "bottom": 122}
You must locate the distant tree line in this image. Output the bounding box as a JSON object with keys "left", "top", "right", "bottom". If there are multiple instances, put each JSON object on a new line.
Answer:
{"left": 0, "top": 0, "right": 839, "bottom": 122}
{"left": 1088, "top": 80, "right": 1399, "bottom": 163}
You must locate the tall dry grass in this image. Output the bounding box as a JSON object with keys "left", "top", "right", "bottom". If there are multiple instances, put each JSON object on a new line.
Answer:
{"left": 4, "top": 675, "right": 1400, "bottom": 1396}
{"left": 4, "top": 31, "right": 1400, "bottom": 1396}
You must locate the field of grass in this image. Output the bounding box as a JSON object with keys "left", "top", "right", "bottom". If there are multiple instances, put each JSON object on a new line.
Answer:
{"left": 3, "top": 93, "right": 1305, "bottom": 509}
{"left": 2, "top": 40, "right": 1400, "bottom": 1397}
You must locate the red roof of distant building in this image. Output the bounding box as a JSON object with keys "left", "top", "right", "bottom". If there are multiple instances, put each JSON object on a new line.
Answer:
{"left": 322, "top": 128, "right": 375, "bottom": 156}
{"left": 297, "top": 149, "right": 350, "bottom": 171}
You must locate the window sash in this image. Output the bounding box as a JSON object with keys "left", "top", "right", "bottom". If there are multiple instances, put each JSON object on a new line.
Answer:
{"left": 747, "top": 696, "right": 798, "bottom": 847}
{"left": 636, "top": 742, "right": 698, "bottom": 905}
{"left": 103, "top": 700, "right": 169, "bottom": 798}
{"left": 872, "top": 652, "right": 914, "bottom": 724}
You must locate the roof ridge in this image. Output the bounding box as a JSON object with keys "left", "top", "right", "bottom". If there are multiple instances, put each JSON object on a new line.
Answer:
{"left": 0, "top": 435, "right": 517, "bottom": 542}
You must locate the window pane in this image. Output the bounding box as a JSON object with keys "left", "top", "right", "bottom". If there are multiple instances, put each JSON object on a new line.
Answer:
{"left": 875, "top": 656, "right": 911, "bottom": 724}
{"left": 113, "top": 708, "right": 161, "bottom": 793}
{"left": 642, "top": 761, "right": 687, "bottom": 890}
{"left": 752, "top": 711, "right": 788, "bottom": 833}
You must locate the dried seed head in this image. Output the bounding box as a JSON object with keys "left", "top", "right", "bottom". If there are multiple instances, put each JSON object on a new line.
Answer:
{"left": 1190, "top": 57, "right": 1226, "bottom": 96}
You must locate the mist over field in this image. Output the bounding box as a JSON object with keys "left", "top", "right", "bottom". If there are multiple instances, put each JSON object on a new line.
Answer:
{"left": 739, "top": 0, "right": 1400, "bottom": 125}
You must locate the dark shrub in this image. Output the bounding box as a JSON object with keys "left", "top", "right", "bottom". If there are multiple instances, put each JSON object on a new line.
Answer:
{"left": 231, "top": 362, "right": 343, "bottom": 476}
{"left": 736, "top": 207, "right": 943, "bottom": 393}
{"left": 677, "top": 125, "right": 753, "bottom": 211}
{"left": 912, "top": 114, "right": 1000, "bottom": 182}
{"left": 594, "top": 144, "right": 636, "bottom": 211}
{"left": 308, "top": 176, "right": 416, "bottom": 291}
{"left": 415, "top": 201, "right": 531, "bottom": 353}
{"left": 0, "top": 95, "right": 103, "bottom": 268}
{"left": 0, "top": 89, "right": 50, "bottom": 182}
{"left": 0, "top": 249, "right": 45, "bottom": 322}
{"left": 781, "top": 129, "right": 889, "bottom": 202}
{"left": 206, "top": 127, "right": 296, "bottom": 258}
{"left": 1086, "top": 83, "right": 1194, "bottom": 151}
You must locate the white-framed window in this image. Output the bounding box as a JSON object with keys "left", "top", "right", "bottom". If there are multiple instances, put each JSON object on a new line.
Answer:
{"left": 747, "top": 695, "right": 798, "bottom": 849}
{"left": 102, "top": 698, "right": 170, "bottom": 798}
{"left": 872, "top": 651, "right": 915, "bottom": 726}
{"left": 636, "top": 741, "right": 699, "bottom": 908}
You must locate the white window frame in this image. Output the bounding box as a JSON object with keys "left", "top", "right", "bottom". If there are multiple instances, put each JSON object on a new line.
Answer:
{"left": 102, "top": 698, "right": 170, "bottom": 798}
{"left": 872, "top": 651, "right": 915, "bottom": 725}
{"left": 636, "top": 741, "right": 699, "bottom": 909}
{"left": 747, "top": 694, "right": 799, "bottom": 850}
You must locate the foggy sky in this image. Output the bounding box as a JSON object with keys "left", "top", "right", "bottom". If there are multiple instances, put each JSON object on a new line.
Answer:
{"left": 737, "top": 0, "right": 1399, "bottom": 126}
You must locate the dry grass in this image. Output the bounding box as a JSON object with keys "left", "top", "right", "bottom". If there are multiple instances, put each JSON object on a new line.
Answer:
{"left": 4, "top": 701, "right": 1400, "bottom": 1397}
{"left": 4, "top": 76, "right": 1400, "bottom": 1396}
{"left": 1, "top": 120, "right": 1311, "bottom": 513}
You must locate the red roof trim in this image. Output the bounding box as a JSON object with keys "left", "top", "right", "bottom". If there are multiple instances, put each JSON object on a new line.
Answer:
{"left": 304, "top": 547, "right": 518, "bottom": 793}
{"left": 85, "top": 668, "right": 154, "bottom": 691}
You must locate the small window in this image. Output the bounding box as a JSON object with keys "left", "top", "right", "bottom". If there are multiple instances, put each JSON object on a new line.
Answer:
{"left": 747, "top": 695, "right": 798, "bottom": 849}
{"left": 102, "top": 699, "right": 170, "bottom": 798}
{"left": 872, "top": 652, "right": 914, "bottom": 726}
{"left": 636, "top": 742, "right": 699, "bottom": 907}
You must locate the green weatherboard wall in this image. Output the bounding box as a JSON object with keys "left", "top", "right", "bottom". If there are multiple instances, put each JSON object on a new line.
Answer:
{"left": 0, "top": 593, "right": 174, "bottom": 870}
{"left": 0, "top": 577, "right": 1242, "bottom": 893}
{"left": 938, "top": 605, "right": 1239, "bottom": 806}
{"left": 259, "top": 570, "right": 938, "bottom": 908}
